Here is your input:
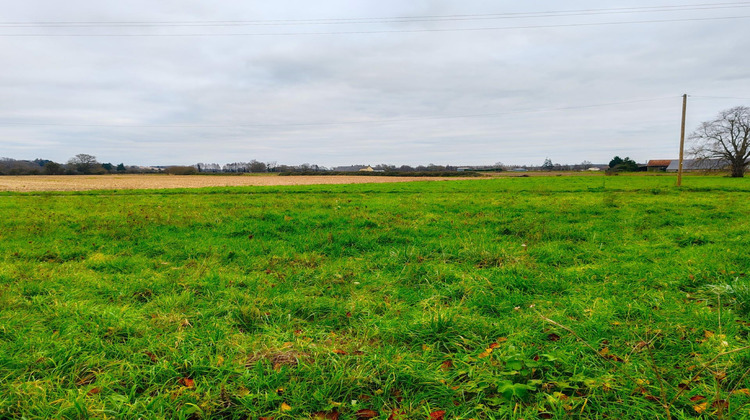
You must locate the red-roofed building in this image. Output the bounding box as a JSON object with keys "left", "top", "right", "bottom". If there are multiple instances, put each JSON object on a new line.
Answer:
{"left": 646, "top": 159, "right": 672, "bottom": 172}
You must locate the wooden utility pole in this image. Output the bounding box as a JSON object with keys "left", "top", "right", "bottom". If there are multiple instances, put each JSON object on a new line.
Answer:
{"left": 677, "top": 94, "right": 687, "bottom": 186}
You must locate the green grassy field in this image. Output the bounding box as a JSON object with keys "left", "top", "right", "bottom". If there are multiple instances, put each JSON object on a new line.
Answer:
{"left": 1, "top": 175, "right": 749, "bottom": 419}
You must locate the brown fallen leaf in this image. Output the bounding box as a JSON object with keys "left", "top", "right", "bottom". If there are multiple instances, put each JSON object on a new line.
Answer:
{"left": 332, "top": 349, "right": 348, "bottom": 355}
{"left": 497, "top": 337, "right": 508, "bottom": 343}
{"left": 732, "top": 388, "right": 750, "bottom": 397}
{"left": 429, "top": 410, "right": 446, "bottom": 420}
{"left": 355, "top": 409, "right": 378, "bottom": 419}
{"left": 690, "top": 395, "right": 706, "bottom": 402}
{"left": 87, "top": 387, "right": 101, "bottom": 396}
{"left": 693, "top": 402, "right": 708, "bottom": 413}
{"left": 144, "top": 351, "right": 158, "bottom": 363}
{"left": 180, "top": 377, "right": 195, "bottom": 388}
{"left": 441, "top": 360, "right": 453, "bottom": 370}
{"left": 313, "top": 410, "right": 340, "bottom": 420}
{"left": 547, "top": 333, "right": 561, "bottom": 342}
{"left": 280, "top": 402, "right": 292, "bottom": 411}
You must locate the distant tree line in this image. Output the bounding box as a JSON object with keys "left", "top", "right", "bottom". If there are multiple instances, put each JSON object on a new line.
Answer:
{"left": 192, "top": 162, "right": 504, "bottom": 173}
{"left": 2, "top": 154, "right": 622, "bottom": 176}
{"left": 0, "top": 154, "right": 152, "bottom": 175}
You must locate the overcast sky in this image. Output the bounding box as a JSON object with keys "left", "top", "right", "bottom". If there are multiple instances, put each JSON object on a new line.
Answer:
{"left": 1, "top": 1, "right": 749, "bottom": 167}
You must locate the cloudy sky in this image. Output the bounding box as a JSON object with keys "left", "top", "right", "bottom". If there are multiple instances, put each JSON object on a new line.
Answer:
{"left": 1, "top": 1, "right": 749, "bottom": 167}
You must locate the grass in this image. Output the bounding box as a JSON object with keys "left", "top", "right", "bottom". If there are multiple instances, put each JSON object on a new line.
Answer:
{"left": 1, "top": 175, "right": 749, "bottom": 419}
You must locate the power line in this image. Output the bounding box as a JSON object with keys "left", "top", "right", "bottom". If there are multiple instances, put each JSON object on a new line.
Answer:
{"left": 1, "top": 3, "right": 749, "bottom": 28}
{"left": 1, "top": 2, "right": 748, "bottom": 27}
{"left": 0, "top": 96, "right": 676, "bottom": 129}
{"left": 0, "top": 15, "right": 747, "bottom": 37}
{"left": 690, "top": 95, "right": 750, "bottom": 100}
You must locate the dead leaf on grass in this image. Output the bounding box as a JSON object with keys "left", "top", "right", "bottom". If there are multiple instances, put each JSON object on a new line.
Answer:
{"left": 634, "top": 341, "right": 649, "bottom": 350}
{"left": 280, "top": 402, "right": 292, "bottom": 411}
{"left": 693, "top": 402, "right": 708, "bottom": 413}
{"left": 355, "top": 409, "right": 378, "bottom": 419}
{"left": 689, "top": 395, "right": 706, "bottom": 402}
{"left": 180, "top": 377, "right": 195, "bottom": 388}
{"left": 547, "top": 333, "right": 561, "bottom": 342}
{"left": 429, "top": 410, "right": 446, "bottom": 420}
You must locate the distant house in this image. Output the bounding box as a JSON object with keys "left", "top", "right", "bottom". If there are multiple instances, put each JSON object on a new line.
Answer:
{"left": 666, "top": 159, "right": 729, "bottom": 172}
{"left": 647, "top": 160, "right": 672, "bottom": 172}
{"left": 333, "top": 165, "right": 370, "bottom": 172}
{"left": 359, "top": 166, "right": 375, "bottom": 172}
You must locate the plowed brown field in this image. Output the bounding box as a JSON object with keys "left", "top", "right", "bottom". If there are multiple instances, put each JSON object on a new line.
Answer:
{"left": 0, "top": 174, "right": 477, "bottom": 192}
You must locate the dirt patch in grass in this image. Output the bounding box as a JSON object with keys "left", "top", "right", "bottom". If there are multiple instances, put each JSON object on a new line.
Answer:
{"left": 0, "top": 174, "right": 477, "bottom": 191}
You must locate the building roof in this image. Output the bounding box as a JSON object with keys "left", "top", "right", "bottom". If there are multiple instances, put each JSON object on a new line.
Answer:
{"left": 647, "top": 159, "right": 672, "bottom": 167}
{"left": 666, "top": 159, "right": 729, "bottom": 171}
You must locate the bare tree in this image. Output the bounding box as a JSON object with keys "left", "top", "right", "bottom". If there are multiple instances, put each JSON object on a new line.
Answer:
{"left": 67, "top": 153, "right": 101, "bottom": 174}
{"left": 690, "top": 106, "right": 750, "bottom": 178}
{"left": 249, "top": 160, "right": 267, "bottom": 173}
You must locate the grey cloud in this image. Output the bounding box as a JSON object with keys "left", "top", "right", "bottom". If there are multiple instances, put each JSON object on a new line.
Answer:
{"left": 1, "top": 1, "right": 749, "bottom": 166}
